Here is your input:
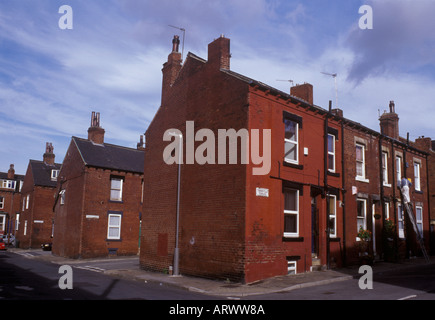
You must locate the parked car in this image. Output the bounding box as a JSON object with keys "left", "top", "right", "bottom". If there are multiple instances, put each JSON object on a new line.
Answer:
{"left": 41, "top": 243, "right": 52, "bottom": 251}
{"left": 0, "top": 239, "right": 6, "bottom": 251}
{"left": 1, "top": 234, "right": 15, "bottom": 247}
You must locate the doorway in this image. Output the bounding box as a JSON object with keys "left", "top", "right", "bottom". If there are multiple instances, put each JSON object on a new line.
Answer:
{"left": 311, "top": 197, "right": 319, "bottom": 258}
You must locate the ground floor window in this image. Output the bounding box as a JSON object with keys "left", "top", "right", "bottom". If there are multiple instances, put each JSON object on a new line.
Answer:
{"left": 356, "top": 198, "right": 367, "bottom": 233}
{"left": 416, "top": 206, "right": 423, "bottom": 235}
{"left": 287, "top": 260, "right": 297, "bottom": 275}
{"left": 283, "top": 188, "right": 299, "bottom": 237}
{"left": 397, "top": 203, "right": 404, "bottom": 239}
{"left": 107, "top": 212, "right": 122, "bottom": 240}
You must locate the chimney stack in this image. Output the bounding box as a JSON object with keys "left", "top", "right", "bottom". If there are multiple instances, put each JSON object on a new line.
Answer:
{"left": 379, "top": 101, "right": 399, "bottom": 139}
{"left": 137, "top": 135, "right": 145, "bottom": 150}
{"left": 161, "top": 35, "right": 183, "bottom": 103}
{"left": 87, "top": 111, "right": 105, "bottom": 144}
{"left": 43, "top": 142, "right": 55, "bottom": 165}
{"left": 290, "top": 83, "right": 314, "bottom": 105}
{"left": 207, "top": 35, "right": 231, "bottom": 70}
{"left": 7, "top": 164, "right": 15, "bottom": 179}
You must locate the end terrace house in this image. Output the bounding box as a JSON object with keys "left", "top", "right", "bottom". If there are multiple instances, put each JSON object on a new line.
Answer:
{"left": 17, "top": 143, "right": 61, "bottom": 248}
{"left": 140, "top": 35, "right": 344, "bottom": 283}
{"left": 0, "top": 164, "right": 24, "bottom": 236}
{"left": 52, "top": 112, "right": 145, "bottom": 259}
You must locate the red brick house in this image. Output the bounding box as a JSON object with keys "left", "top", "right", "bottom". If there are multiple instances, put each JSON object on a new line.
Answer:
{"left": 340, "top": 101, "right": 430, "bottom": 264}
{"left": 0, "top": 164, "right": 24, "bottom": 239}
{"left": 52, "top": 112, "right": 144, "bottom": 259}
{"left": 140, "top": 35, "right": 344, "bottom": 283}
{"left": 16, "top": 143, "right": 61, "bottom": 248}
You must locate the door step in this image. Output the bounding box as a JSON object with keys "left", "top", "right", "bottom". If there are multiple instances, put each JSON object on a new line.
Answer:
{"left": 310, "top": 258, "right": 326, "bottom": 272}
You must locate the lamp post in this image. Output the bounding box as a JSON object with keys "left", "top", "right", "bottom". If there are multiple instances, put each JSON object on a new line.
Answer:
{"left": 168, "top": 132, "right": 182, "bottom": 276}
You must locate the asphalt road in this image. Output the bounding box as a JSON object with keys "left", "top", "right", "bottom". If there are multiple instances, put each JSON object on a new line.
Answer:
{"left": 246, "top": 263, "right": 435, "bottom": 300}
{"left": 0, "top": 250, "right": 216, "bottom": 300}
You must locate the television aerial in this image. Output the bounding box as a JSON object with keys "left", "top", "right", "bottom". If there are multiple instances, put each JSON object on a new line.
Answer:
{"left": 321, "top": 72, "right": 338, "bottom": 107}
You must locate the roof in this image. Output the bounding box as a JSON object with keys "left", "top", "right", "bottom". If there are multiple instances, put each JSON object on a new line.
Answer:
{"left": 0, "top": 172, "right": 24, "bottom": 181}
{"left": 29, "top": 160, "right": 62, "bottom": 187}
{"left": 72, "top": 136, "right": 144, "bottom": 173}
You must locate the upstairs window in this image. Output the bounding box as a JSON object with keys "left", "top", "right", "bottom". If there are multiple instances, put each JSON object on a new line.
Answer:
{"left": 396, "top": 156, "right": 402, "bottom": 184}
{"left": 51, "top": 170, "right": 60, "bottom": 181}
{"left": 110, "top": 177, "right": 123, "bottom": 201}
{"left": 356, "top": 143, "right": 367, "bottom": 181}
{"left": 284, "top": 119, "right": 298, "bottom": 164}
{"left": 327, "top": 134, "right": 335, "bottom": 172}
{"left": 414, "top": 162, "right": 421, "bottom": 191}
{"left": 382, "top": 151, "right": 390, "bottom": 186}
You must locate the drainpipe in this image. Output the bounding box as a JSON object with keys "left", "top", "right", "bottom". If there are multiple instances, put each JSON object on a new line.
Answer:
{"left": 324, "top": 101, "right": 331, "bottom": 269}
{"left": 168, "top": 132, "right": 183, "bottom": 276}
{"left": 341, "top": 120, "right": 346, "bottom": 267}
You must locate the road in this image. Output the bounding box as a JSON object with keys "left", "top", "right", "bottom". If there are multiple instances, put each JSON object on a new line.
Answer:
{"left": 246, "top": 263, "right": 435, "bottom": 300}
{"left": 0, "top": 250, "right": 216, "bottom": 300}
{"left": 1, "top": 250, "right": 434, "bottom": 301}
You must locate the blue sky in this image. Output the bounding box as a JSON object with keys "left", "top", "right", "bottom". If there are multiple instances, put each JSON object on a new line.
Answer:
{"left": 1, "top": 0, "right": 435, "bottom": 174}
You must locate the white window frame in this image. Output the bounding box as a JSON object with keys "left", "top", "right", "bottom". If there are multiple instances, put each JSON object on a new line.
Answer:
{"left": 384, "top": 202, "right": 390, "bottom": 220}
{"left": 284, "top": 119, "right": 299, "bottom": 164}
{"left": 356, "top": 198, "right": 367, "bottom": 239}
{"left": 327, "top": 134, "right": 335, "bottom": 172}
{"left": 107, "top": 213, "right": 122, "bottom": 240}
{"left": 283, "top": 188, "right": 299, "bottom": 238}
{"left": 0, "top": 197, "right": 4, "bottom": 209}
{"left": 328, "top": 194, "right": 337, "bottom": 238}
{"left": 382, "top": 151, "right": 391, "bottom": 187}
{"left": 414, "top": 162, "right": 421, "bottom": 191}
{"left": 287, "top": 260, "right": 297, "bottom": 275}
{"left": 60, "top": 190, "right": 65, "bottom": 205}
{"left": 416, "top": 205, "right": 423, "bottom": 235}
{"left": 110, "top": 177, "right": 123, "bottom": 201}
{"left": 396, "top": 156, "right": 402, "bottom": 185}
{"left": 397, "top": 203, "right": 405, "bottom": 239}
{"left": 51, "top": 169, "right": 60, "bottom": 181}
{"left": 355, "top": 143, "right": 369, "bottom": 182}
{"left": 0, "top": 214, "right": 5, "bottom": 232}
{"left": 15, "top": 213, "right": 20, "bottom": 231}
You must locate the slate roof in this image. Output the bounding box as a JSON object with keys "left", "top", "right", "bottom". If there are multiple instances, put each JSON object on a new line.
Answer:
{"left": 72, "top": 136, "right": 144, "bottom": 174}
{"left": 29, "top": 160, "right": 62, "bottom": 187}
{"left": 0, "top": 172, "right": 25, "bottom": 181}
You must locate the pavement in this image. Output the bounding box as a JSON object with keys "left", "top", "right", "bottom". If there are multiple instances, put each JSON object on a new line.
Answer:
{"left": 6, "top": 248, "right": 435, "bottom": 298}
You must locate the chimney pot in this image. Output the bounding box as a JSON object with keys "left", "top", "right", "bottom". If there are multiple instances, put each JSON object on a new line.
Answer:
{"left": 88, "top": 111, "right": 105, "bottom": 144}
{"left": 172, "top": 35, "right": 180, "bottom": 53}
{"left": 43, "top": 142, "right": 55, "bottom": 165}
{"left": 7, "top": 164, "right": 15, "bottom": 179}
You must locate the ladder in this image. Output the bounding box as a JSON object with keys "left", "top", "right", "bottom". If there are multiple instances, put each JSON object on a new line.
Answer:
{"left": 401, "top": 196, "right": 430, "bottom": 263}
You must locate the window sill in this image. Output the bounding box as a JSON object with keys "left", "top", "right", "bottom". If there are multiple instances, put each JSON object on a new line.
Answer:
{"left": 355, "top": 177, "right": 370, "bottom": 183}
{"left": 327, "top": 171, "right": 340, "bottom": 178}
{"left": 383, "top": 183, "right": 392, "bottom": 188}
{"left": 283, "top": 161, "right": 303, "bottom": 170}
{"left": 109, "top": 200, "right": 124, "bottom": 204}
{"left": 282, "top": 236, "right": 304, "bottom": 242}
